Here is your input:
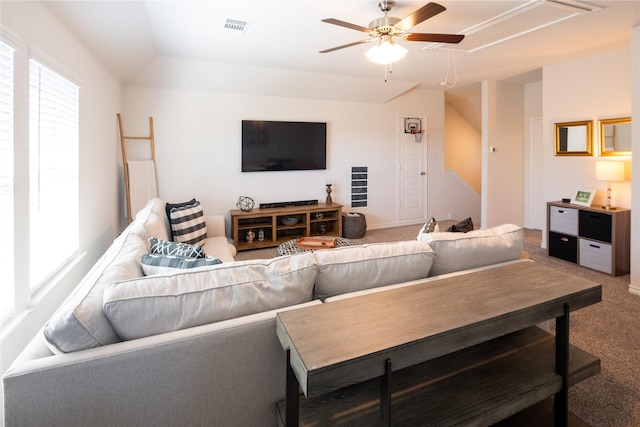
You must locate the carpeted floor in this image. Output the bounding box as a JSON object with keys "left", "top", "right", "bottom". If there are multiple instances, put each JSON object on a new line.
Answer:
{"left": 235, "top": 224, "right": 640, "bottom": 426}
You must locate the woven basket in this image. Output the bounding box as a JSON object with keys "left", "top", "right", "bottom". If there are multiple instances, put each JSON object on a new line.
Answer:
{"left": 342, "top": 212, "right": 366, "bottom": 239}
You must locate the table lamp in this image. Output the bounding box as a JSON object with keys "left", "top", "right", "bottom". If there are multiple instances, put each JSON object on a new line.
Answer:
{"left": 595, "top": 161, "right": 624, "bottom": 210}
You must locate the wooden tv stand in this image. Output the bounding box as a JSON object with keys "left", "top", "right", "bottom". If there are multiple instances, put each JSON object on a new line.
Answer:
{"left": 230, "top": 203, "right": 342, "bottom": 252}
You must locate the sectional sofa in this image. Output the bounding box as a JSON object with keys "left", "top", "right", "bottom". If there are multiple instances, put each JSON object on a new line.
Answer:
{"left": 2, "top": 198, "right": 525, "bottom": 427}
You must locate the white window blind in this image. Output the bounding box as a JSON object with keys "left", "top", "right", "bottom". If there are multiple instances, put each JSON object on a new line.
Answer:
{"left": 0, "top": 41, "right": 14, "bottom": 311}
{"left": 29, "top": 59, "right": 79, "bottom": 289}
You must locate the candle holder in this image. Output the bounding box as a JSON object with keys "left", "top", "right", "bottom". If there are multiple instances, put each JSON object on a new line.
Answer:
{"left": 325, "top": 184, "right": 333, "bottom": 204}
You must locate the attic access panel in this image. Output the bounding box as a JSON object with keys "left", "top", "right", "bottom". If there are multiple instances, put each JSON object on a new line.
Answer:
{"left": 424, "top": 0, "right": 600, "bottom": 54}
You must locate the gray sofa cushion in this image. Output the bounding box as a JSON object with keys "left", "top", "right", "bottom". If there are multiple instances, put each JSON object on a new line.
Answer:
{"left": 128, "top": 198, "right": 171, "bottom": 243}
{"left": 103, "top": 253, "right": 318, "bottom": 341}
{"left": 42, "top": 231, "right": 147, "bottom": 353}
{"left": 42, "top": 198, "right": 168, "bottom": 353}
{"left": 418, "top": 223, "right": 523, "bottom": 276}
{"left": 313, "top": 241, "right": 434, "bottom": 301}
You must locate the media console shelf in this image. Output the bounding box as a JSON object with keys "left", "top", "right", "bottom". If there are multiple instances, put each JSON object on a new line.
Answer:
{"left": 547, "top": 201, "right": 630, "bottom": 276}
{"left": 230, "top": 203, "right": 342, "bottom": 251}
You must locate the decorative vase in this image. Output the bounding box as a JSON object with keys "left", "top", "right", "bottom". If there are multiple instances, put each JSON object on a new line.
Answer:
{"left": 246, "top": 229, "right": 255, "bottom": 243}
{"left": 325, "top": 184, "right": 333, "bottom": 204}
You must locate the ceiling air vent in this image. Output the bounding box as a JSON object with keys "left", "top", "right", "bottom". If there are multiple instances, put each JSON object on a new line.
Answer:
{"left": 224, "top": 19, "right": 249, "bottom": 34}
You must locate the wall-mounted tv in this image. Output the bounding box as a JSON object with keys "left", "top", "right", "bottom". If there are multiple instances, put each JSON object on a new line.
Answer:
{"left": 242, "top": 120, "right": 327, "bottom": 172}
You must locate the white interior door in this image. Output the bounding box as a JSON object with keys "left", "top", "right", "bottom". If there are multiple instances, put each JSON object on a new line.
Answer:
{"left": 398, "top": 117, "right": 426, "bottom": 223}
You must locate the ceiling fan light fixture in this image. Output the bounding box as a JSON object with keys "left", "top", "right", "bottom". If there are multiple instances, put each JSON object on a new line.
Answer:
{"left": 365, "top": 36, "right": 407, "bottom": 64}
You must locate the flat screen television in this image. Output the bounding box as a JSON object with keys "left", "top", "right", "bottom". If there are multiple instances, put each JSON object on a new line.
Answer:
{"left": 241, "top": 120, "right": 327, "bottom": 172}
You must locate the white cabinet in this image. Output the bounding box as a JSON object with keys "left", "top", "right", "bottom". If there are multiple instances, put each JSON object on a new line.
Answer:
{"left": 547, "top": 201, "right": 630, "bottom": 276}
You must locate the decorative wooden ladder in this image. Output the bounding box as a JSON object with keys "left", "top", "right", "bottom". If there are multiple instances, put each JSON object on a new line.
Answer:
{"left": 117, "top": 113, "right": 156, "bottom": 223}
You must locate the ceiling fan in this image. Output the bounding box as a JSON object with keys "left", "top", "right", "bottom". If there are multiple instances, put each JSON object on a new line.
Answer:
{"left": 320, "top": 1, "right": 464, "bottom": 64}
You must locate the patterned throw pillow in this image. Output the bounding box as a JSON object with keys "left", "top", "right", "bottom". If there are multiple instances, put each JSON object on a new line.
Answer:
{"left": 149, "top": 237, "right": 206, "bottom": 259}
{"left": 165, "top": 199, "right": 196, "bottom": 240}
{"left": 169, "top": 201, "right": 207, "bottom": 246}
{"left": 425, "top": 217, "right": 438, "bottom": 233}
{"left": 140, "top": 253, "right": 222, "bottom": 276}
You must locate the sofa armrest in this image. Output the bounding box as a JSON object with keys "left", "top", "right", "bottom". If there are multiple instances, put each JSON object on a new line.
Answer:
{"left": 204, "top": 215, "right": 226, "bottom": 237}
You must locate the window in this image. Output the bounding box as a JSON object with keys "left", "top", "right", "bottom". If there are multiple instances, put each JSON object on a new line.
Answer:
{"left": 0, "top": 41, "right": 14, "bottom": 312}
{"left": 29, "top": 59, "right": 79, "bottom": 289}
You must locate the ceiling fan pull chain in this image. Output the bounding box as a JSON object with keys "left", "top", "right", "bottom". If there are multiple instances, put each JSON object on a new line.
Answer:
{"left": 442, "top": 50, "right": 459, "bottom": 88}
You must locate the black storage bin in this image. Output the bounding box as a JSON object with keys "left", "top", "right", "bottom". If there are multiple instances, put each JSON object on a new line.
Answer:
{"left": 342, "top": 212, "right": 366, "bottom": 239}
{"left": 548, "top": 231, "right": 578, "bottom": 263}
{"left": 579, "top": 210, "right": 612, "bottom": 243}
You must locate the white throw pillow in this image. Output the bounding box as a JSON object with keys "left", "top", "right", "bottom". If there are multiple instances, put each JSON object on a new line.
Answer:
{"left": 420, "top": 223, "right": 523, "bottom": 276}
{"left": 313, "top": 241, "right": 434, "bottom": 301}
{"left": 103, "top": 253, "right": 318, "bottom": 341}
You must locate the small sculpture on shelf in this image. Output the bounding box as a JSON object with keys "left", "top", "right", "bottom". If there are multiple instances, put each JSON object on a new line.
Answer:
{"left": 236, "top": 196, "right": 255, "bottom": 212}
{"left": 245, "top": 229, "right": 255, "bottom": 243}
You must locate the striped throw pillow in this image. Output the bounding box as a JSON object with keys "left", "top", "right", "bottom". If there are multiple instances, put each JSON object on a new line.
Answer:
{"left": 140, "top": 253, "right": 222, "bottom": 276}
{"left": 165, "top": 199, "right": 196, "bottom": 240}
{"left": 169, "top": 201, "right": 207, "bottom": 246}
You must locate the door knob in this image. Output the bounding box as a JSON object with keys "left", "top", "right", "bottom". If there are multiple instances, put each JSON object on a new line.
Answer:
{"left": 421, "top": 172, "right": 426, "bottom": 175}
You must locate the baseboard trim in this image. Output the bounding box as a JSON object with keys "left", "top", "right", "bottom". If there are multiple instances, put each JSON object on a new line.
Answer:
{"left": 629, "top": 285, "right": 640, "bottom": 296}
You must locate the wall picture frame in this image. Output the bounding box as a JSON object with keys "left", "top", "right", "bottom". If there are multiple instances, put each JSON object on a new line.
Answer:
{"left": 570, "top": 187, "right": 596, "bottom": 207}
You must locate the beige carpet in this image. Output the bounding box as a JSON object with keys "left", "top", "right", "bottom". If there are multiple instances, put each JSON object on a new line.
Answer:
{"left": 235, "top": 224, "right": 640, "bottom": 426}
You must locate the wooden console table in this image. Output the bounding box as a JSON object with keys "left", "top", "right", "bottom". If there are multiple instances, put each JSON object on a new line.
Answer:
{"left": 230, "top": 203, "right": 342, "bottom": 251}
{"left": 276, "top": 261, "right": 602, "bottom": 426}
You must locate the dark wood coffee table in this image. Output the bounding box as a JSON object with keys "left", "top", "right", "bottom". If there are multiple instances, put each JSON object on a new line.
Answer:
{"left": 275, "top": 260, "right": 602, "bottom": 426}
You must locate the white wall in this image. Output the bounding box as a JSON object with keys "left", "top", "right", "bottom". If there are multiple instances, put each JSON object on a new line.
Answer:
{"left": 629, "top": 25, "right": 640, "bottom": 294}
{"left": 541, "top": 46, "right": 632, "bottom": 248}
{"left": 445, "top": 102, "right": 482, "bottom": 194}
{"left": 121, "top": 85, "right": 463, "bottom": 229}
{"left": 0, "top": 0, "right": 122, "bottom": 406}
{"left": 482, "top": 81, "right": 525, "bottom": 228}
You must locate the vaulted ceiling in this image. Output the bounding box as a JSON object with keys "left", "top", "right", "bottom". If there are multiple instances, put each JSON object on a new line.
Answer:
{"left": 43, "top": 1, "right": 639, "bottom": 102}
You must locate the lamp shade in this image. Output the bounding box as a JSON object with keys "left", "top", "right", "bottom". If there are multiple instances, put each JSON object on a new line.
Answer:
{"left": 595, "top": 161, "right": 624, "bottom": 182}
{"left": 365, "top": 36, "right": 407, "bottom": 65}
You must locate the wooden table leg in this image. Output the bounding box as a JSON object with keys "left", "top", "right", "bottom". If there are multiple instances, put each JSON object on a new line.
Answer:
{"left": 380, "top": 359, "right": 392, "bottom": 427}
{"left": 554, "top": 303, "right": 569, "bottom": 427}
{"left": 286, "top": 349, "right": 299, "bottom": 427}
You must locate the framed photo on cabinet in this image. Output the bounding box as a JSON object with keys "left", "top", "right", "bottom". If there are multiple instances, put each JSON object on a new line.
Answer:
{"left": 571, "top": 187, "right": 596, "bottom": 207}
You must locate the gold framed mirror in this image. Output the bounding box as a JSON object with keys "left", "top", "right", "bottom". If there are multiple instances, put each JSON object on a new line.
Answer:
{"left": 599, "top": 117, "right": 631, "bottom": 156}
{"left": 554, "top": 120, "right": 593, "bottom": 156}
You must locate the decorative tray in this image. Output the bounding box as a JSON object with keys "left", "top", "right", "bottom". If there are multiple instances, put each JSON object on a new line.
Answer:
{"left": 295, "top": 237, "right": 336, "bottom": 250}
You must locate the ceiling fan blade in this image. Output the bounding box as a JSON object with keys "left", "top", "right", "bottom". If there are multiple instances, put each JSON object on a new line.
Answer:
{"left": 394, "top": 2, "right": 446, "bottom": 31}
{"left": 404, "top": 33, "right": 465, "bottom": 44}
{"left": 321, "top": 18, "right": 372, "bottom": 34}
{"left": 319, "top": 39, "right": 372, "bottom": 54}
